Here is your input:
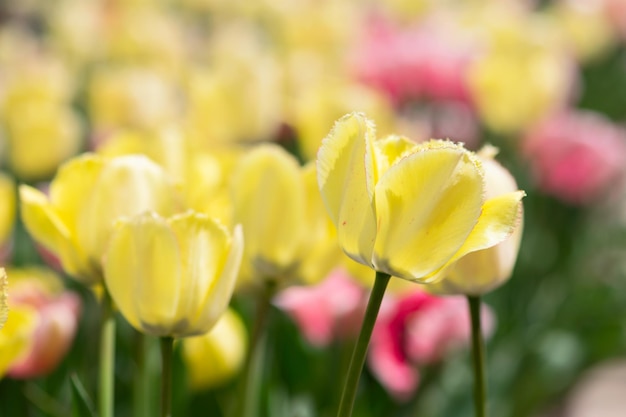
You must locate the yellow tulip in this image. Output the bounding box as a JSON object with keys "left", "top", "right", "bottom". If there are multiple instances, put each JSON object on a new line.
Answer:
{"left": 0, "top": 269, "right": 7, "bottom": 330}
{"left": 0, "top": 173, "right": 16, "bottom": 249}
{"left": 232, "top": 144, "right": 338, "bottom": 285}
{"left": 19, "top": 154, "right": 180, "bottom": 284}
{"left": 317, "top": 113, "right": 524, "bottom": 284}
{"left": 103, "top": 211, "right": 243, "bottom": 337}
{"left": 433, "top": 147, "right": 524, "bottom": 295}
{"left": 0, "top": 304, "right": 37, "bottom": 378}
{"left": 182, "top": 308, "right": 247, "bottom": 390}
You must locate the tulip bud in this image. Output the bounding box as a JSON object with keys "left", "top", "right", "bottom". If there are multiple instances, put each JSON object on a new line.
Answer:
{"left": 0, "top": 269, "right": 7, "bottom": 330}
{"left": 104, "top": 211, "right": 243, "bottom": 337}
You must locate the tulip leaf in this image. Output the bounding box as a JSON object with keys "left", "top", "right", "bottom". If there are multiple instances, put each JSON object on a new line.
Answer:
{"left": 70, "top": 373, "right": 97, "bottom": 417}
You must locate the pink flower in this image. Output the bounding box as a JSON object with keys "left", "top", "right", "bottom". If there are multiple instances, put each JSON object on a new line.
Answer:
{"left": 7, "top": 269, "right": 81, "bottom": 379}
{"left": 350, "top": 16, "right": 476, "bottom": 106}
{"left": 274, "top": 269, "right": 365, "bottom": 347}
{"left": 523, "top": 110, "right": 626, "bottom": 205}
{"left": 368, "top": 290, "right": 495, "bottom": 401}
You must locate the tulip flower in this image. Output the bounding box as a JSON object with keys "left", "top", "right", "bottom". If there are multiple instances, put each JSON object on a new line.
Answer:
{"left": 5, "top": 267, "right": 81, "bottom": 379}
{"left": 318, "top": 113, "right": 523, "bottom": 417}
{"left": 182, "top": 309, "right": 247, "bottom": 390}
{"left": 433, "top": 147, "right": 524, "bottom": 295}
{"left": 0, "top": 269, "right": 7, "bottom": 330}
{"left": 104, "top": 210, "right": 243, "bottom": 417}
{"left": 104, "top": 211, "right": 243, "bottom": 337}
{"left": 318, "top": 113, "right": 524, "bottom": 284}
{"left": 19, "top": 153, "right": 181, "bottom": 285}
{"left": 0, "top": 174, "right": 16, "bottom": 262}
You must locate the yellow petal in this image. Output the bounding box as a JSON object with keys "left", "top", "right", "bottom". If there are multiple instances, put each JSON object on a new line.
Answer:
{"left": 374, "top": 135, "right": 418, "bottom": 176}
{"left": 0, "top": 305, "right": 37, "bottom": 377}
{"left": 78, "top": 155, "right": 179, "bottom": 266}
{"left": 168, "top": 212, "right": 242, "bottom": 336}
{"left": 432, "top": 191, "right": 525, "bottom": 281}
{"left": 232, "top": 145, "right": 305, "bottom": 280}
{"left": 182, "top": 308, "right": 247, "bottom": 390}
{"left": 317, "top": 113, "right": 378, "bottom": 266}
{"left": 0, "top": 269, "right": 7, "bottom": 330}
{"left": 104, "top": 213, "right": 182, "bottom": 336}
{"left": 19, "top": 185, "right": 99, "bottom": 283}
{"left": 0, "top": 174, "right": 16, "bottom": 245}
{"left": 373, "top": 143, "right": 485, "bottom": 281}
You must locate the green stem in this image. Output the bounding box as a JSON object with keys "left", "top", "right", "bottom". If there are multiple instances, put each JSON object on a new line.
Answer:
{"left": 337, "top": 271, "right": 390, "bottom": 417}
{"left": 134, "top": 332, "right": 151, "bottom": 417}
{"left": 237, "top": 282, "right": 274, "bottom": 417}
{"left": 468, "top": 295, "right": 487, "bottom": 417}
{"left": 160, "top": 337, "right": 174, "bottom": 417}
{"left": 99, "top": 290, "right": 116, "bottom": 417}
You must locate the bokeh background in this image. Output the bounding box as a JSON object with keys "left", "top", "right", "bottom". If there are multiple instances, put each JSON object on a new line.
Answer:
{"left": 0, "top": 0, "right": 626, "bottom": 416}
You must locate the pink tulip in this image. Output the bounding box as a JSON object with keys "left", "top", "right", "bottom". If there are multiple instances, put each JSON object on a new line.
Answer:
{"left": 274, "top": 269, "right": 364, "bottom": 347}
{"left": 7, "top": 272, "right": 81, "bottom": 379}
{"left": 523, "top": 110, "right": 626, "bottom": 205}
{"left": 368, "top": 291, "right": 495, "bottom": 401}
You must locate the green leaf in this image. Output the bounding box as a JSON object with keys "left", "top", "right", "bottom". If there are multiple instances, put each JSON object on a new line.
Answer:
{"left": 70, "top": 373, "right": 97, "bottom": 417}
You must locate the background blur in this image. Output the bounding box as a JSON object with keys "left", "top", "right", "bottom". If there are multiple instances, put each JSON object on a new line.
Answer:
{"left": 0, "top": 0, "right": 626, "bottom": 416}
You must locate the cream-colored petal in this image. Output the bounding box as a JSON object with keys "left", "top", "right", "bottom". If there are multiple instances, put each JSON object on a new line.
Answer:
{"left": 232, "top": 145, "right": 305, "bottom": 280}
{"left": 103, "top": 213, "right": 182, "bottom": 336}
{"left": 49, "top": 154, "right": 105, "bottom": 233}
{"left": 428, "top": 191, "right": 525, "bottom": 284}
{"left": 78, "top": 155, "right": 179, "bottom": 266}
{"left": 188, "top": 224, "right": 243, "bottom": 336}
{"left": 373, "top": 144, "right": 485, "bottom": 281}
{"left": 0, "top": 269, "right": 7, "bottom": 329}
{"left": 19, "top": 185, "right": 98, "bottom": 283}
{"left": 316, "top": 113, "right": 378, "bottom": 266}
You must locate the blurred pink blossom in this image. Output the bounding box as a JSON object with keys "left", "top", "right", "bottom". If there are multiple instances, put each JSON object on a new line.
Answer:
{"left": 8, "top": 274, "right": 81, "bottom": 379}
{"left": 368, "top": 290, "right": 494, "bottom": 401}
{"left": 350, "top": 16, "right": 475, "bottom": 107}
{"left": 273, "top": 269, "right": 364, "bottom": 347}
{"left": 523, "top": 110, "right": 626, "bottom": 205}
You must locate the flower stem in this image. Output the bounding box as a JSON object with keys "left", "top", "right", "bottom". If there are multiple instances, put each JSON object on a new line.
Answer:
{"left": 133, "top": 331, "right": 151, "bottom": 417}
{"left": 99, "top": 290, "right": 116, "bottom": 417}
{"left": 160, "top": 337, "right": 174, "bottom": 417}
{"left": 468, "top": 295, "right": 487, "bottom": 417}
{"left": 337, "top": 271, "right": 390, "bottom": 417}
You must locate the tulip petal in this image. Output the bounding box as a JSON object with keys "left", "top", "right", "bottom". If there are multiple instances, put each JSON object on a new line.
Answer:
{"left": 49, "top": 154, "right": 105, "bottom": 233}
{"left": 189, "top": 224, "right": 243, "bottom": 336}
{"left": 431, "top": 191, "right": 525, "bottom": 282}
{"left": 78, "top": 155, "right": 179, "bottom": 265}
{"left": 19, "top": 186, "right": 98, "bottom": 282}
{"left": 0, "top": 305, "right": 37, "bottom": 377}
{"left": 232, "top": 145, "right": 305, "bottom": 280}
{"left": 373, "top": 143, "right": 485, "bottom": 281}
{"left": 0, "top": 269, "right": 7, "bottom": 329}
{"left": 374, "top": 135, "right": 418, "bottom": 176}
{"left": 317, "top": 113, "right": 378, "bottom": 266}
{"left": 104, "top": 213, "right": 182, "bottom": 336}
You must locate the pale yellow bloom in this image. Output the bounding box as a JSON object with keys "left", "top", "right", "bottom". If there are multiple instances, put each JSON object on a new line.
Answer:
{"left": 182, "top": 308, "right": 247, "bottom": 389}
{"left": 433, "top": 147, "right": 524, "bottom": 295}
{"left": 0, "top": 304, "right": 37, "bottom": 378}
{"left": 0, "top": 173, "right": 16, "bottom": 247}
{"left": 19, "top": 154, "right": 181, "bottom": 284}
{"left": 317, "top": 113, "right": 524, "bottom": 283}
{"left": 232, "top": 145, "right": 338, "bottom": 286}
{"left": 0, "top": 269, "right": 7, "bottom": 329}
{"left": 104, "top": 211, "right": 243, "bottom": 338}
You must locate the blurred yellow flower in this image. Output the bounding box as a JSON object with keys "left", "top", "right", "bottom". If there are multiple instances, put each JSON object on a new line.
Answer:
{"left": 19, "top": 154, "right": 180, "bottom": 284}
{"left": 433, "top": 147, "right": 524, "bottom": 295}
{"left": 182, "top": 308, "right": 247, "bottom": 390}
{"left": 103, "top": 211, "right": 243, "bottom": 338}
{"left": 0, "top": 173, "right": 16, "bottom": 250}
{"left": 232, "top": 144, "right": 338, "bottom": 286}
{"left": 317, "top": 113, "right": 524, "bottom": 283}
{"left": 0, "top": 304, "right": 37, "bottom": 378}
{"left": 0, "top": 269, "right": 7, "bottom": 330}
{"left": 467, "top": 14, "right": 572, "bottom": 134}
